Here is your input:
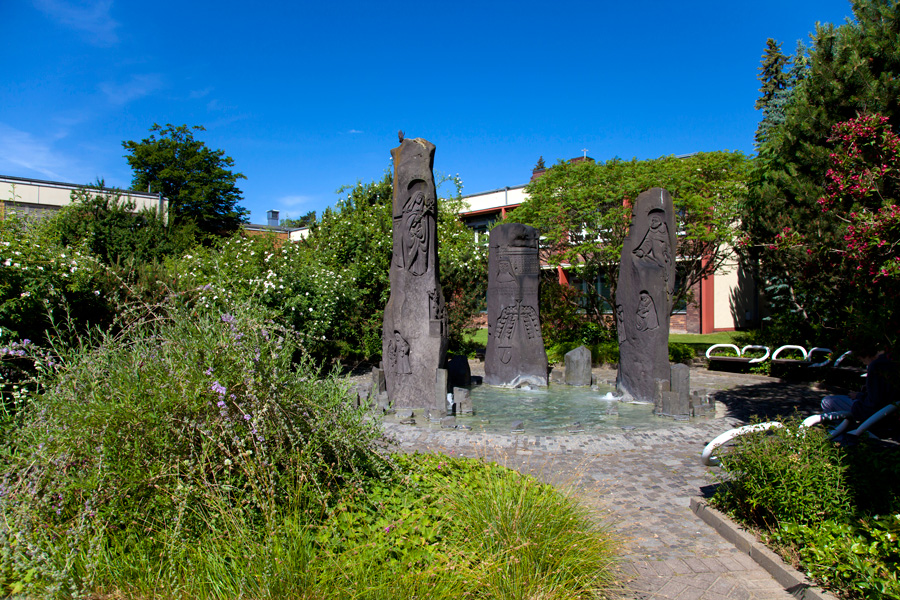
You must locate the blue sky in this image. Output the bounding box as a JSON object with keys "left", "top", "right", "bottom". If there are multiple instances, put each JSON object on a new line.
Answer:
{"left": 3, "top": 0, "right": 856, "bottom": 224}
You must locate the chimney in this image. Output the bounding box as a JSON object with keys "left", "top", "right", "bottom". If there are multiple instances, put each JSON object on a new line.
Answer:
{"left": 266, "top": 210, "right": 279, "bottom": 227}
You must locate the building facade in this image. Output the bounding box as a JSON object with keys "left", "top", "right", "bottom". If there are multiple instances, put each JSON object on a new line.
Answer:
{"left": 1, "top": 175, "right": 169, "bottom": 222}
{"left": 456, "top": 164, "right": 755, "bottom": 334}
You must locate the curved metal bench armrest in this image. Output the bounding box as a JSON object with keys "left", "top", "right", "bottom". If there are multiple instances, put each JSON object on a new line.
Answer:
{"left": 701, "top": 422, "right": 784, "bottom": 466}
{"left": 772, "top": 345, "right": 809, "bottom": 360}
{"left": 706, "top": 344, "right": 740, "bottom": 359}
{"left": 834, "top": 350, "right": 853, "bottom": 367}
{"left": 848, "top": 403, "right": 899, "bottom": 437}
{"left": 741, "top": 345, "right": 771, "bottom": 363}
{"left": 801, "top": 411, "right": 852, "bottom": 428}
{"left": 808, "top": 347, "right": 833, "bottom": 368}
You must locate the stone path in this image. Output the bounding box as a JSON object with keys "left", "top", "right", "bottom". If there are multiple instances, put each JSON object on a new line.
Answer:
{"left": 372, "top": 364, "right": 836, "bottom": 599}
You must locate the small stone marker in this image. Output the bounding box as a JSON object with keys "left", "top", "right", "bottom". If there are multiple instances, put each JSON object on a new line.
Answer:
{"left": 440, "top": 416, "right": 456, "bottom": 428}
{"left": 670, "top": 363, "right": 691, "bottom": 414}
{"left": 658, "top": 391, "right": 686, "bottom": 417}
{"left": 453, "top": 387, "right": 472, "bottom": 414}
{"left": 396, "top": 408, "right": 416, "bottom": 424}
{"left": 653, "top": 378, "right": 671, "bottom": 412}
{"left": 565, "top": 345, "right": 592, "bottom": 386}
{"left": 370, "top": 367, "right": 386, "bottom": 398}
{"left": 378, "top": 391, "right": 394, "bottom": 414}
{"left": 691, "top": 389, "right": 715, "bottom": 417}
{"left": 434, "top": 368, "right": 449, "bottom": 414}
{"left": 549, "top": 367, "right": 564, "bottom": 384}
{"left": 510, "top": 419, "right": 525, "bottom": 432}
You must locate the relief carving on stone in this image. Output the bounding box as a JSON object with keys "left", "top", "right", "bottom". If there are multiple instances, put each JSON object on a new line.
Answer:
{"left": 387, "top": 330, "right": 412, "bottom": 374}
{"left": 632, "top": 209, "right": 671, "bottom": 280}
{"left": 395, "top": 179, "right": 434, "bottom": 276}
{"left": 495, "top": 302, "right": 540, "bottom": 364}
{"left": 635, "top": 291, "right": 659, "bottom": 332}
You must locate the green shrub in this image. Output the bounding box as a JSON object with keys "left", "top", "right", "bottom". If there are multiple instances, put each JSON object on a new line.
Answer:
{"left": 773, "top": 516, "right": 900, "bottom": 600}
{"left": 712, "top": 419, "right": 852, "bottom": 528}
{"left": 311, "top": 453, "right": 619, "bottom": 599}
{"left": 0, "top": 299, "right": 388, "bottom": 596}
{"left": 667, "top": 342, "right": 695, "bottom": 364}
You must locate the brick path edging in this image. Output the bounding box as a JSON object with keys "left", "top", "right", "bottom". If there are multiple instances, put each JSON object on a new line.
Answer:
{"left": 690, "top": 499, "right": 839, "bottom": 600}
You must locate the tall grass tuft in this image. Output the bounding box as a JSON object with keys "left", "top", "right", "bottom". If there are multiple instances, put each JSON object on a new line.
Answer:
{"left": 450, "top": 461, "right": 619, "bottom": 599}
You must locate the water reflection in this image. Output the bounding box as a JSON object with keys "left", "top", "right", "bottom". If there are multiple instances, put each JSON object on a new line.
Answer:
{"left": 461, "top": 383, "right": 672, "bottom": 434}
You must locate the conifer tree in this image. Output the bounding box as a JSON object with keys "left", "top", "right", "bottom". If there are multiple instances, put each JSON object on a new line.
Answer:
{"left": 742, "top": 0, "right": 900, "bottom": 347}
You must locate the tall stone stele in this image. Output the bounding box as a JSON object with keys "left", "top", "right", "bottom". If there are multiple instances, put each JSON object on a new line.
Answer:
{"left": 484, "top": 223, "right": 548, "bottom": 387}
{"left": 382, "top": 138, "right": 448, "bottom": 408}
{"left": 615, "top": 187, "right": 676, "bottom": 402}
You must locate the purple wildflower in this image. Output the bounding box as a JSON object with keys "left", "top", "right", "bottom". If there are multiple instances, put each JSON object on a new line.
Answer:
{"left": 210, "top": 381, "right": 226, "bottom": 397}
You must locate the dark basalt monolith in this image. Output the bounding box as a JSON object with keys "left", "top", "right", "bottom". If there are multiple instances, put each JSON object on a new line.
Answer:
{"left": 484, "top": 222, "right": 548, "bottom": 387}
{"left": 616, "top": 187, "right": 676, "bottom": 402}
{"left": 382, "top": 138, "right": 448, "bottom": 408}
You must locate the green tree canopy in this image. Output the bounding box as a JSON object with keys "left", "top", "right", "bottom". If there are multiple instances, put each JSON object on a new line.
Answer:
{"left": 514, "top": 152, "right": 749, "bottom": 329}
{"left": 123, "top": 124, "right": 248, "bottom": 237}
{"left": 45, "top": 180, "right": 196, "bottom": 266}
{"left": 743, "top": 0, "right": 900, "bottom": 348}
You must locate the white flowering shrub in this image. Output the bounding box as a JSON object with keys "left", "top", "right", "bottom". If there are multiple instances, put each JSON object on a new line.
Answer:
{"left": 170, "top": 234, "right": 366, "bottom": 360}
{"left": 0, "top": 218, "right": 110, "bottom": 344}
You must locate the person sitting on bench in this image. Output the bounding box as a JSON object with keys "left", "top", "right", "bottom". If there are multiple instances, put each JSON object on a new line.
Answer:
{"left": 821, "top": 341, "right": 895, "bottom": 422}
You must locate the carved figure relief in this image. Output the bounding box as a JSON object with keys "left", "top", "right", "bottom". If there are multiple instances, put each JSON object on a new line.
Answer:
{"left": 495, "top": 302, "right": 540, "bottom": 364}
{"left": 616, "top": 303, "right": 626, "bottom": 343}
{"left": 398, "top": 180, "right": 433, "bottom": 276}
{"left": 428, "top": 287, "right": 446, "bottom": 337}
{"left": 387, "top": 330, "right": 412, "bottom": 374}
{"left": 633, "top": 210, "right": 671, "bottom": 279}
{"left": 496, "top": 259, "right": 516, "bottom": 283}
{"left": 635, "top": 291, "right": 659, "bottom": 332}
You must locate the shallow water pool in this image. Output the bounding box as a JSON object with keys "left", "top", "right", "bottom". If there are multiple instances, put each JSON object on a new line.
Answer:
{"left": 456, "top": 383, "right": 683, "bottom": 435}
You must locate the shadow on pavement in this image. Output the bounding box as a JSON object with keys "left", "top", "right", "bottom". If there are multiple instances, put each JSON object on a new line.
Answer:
{"left": 711, "top": 380, "right": 824, "bottom": 422}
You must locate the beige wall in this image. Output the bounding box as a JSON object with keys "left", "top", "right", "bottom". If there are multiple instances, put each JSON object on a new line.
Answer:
{"left": 1, "top": 176, "right": 168, "bottom": 221}
{"left": 461, "top": 185, "right": 529, "bottom": 212}
{"left": 713, "top": 254, "right": 756, "bottom": 330}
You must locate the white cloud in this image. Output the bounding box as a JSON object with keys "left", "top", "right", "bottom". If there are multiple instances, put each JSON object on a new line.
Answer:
{"left": 33, "top": 0, "right": 119, "bottom": 46}
{"left": 277, "top": 195, "right": 313, "bottom": 207}
{"left": 0, "top": 123, "right": 70, "bottom": 180}
{"left": 346, "top": 129, "right": 364, "bottom": 134}
{"left": 189, "top": 87, "right": 213, "bottom": 100}
{"left": 99, "top": 73, "right": 163, "bottom": 105}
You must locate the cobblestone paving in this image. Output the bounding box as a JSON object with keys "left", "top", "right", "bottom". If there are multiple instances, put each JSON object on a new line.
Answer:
{"left": 372, "top": 364, "right": 832, "bottom": 599}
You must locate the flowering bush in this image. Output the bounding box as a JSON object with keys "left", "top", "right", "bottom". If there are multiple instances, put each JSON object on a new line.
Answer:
{"left": 0, "top": 217, "right": 110, "bottom": 344}
{"left": 758, "top": 113, "right": 900, "bottom": 349}
{"left": 819, "top": 114, "right": 900, "bottom": 284}
{"left": 169, "top": 234, "right": 365, "bottom": 360}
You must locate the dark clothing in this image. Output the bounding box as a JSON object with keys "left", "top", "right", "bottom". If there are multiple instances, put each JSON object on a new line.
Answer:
{"left": 850, "top": 354, "right": 895, "bottom": 421}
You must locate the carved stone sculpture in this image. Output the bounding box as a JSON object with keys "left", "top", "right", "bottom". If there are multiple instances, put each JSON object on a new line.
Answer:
{"left": 616, "top": 188, "right": 676, "bottom": 402}
{"left": 484, "top": 223, "right": 548, "bottom": 387}
{"left": 382, "top": 137, "right": 448, "bottom": 408}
